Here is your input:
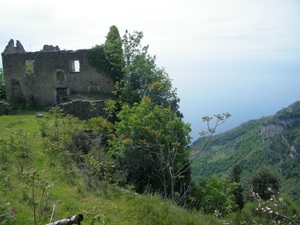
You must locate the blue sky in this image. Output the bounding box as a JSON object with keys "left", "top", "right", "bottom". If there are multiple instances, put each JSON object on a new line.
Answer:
{"left": 1, "top": 0, "right": 299, "bottom": 140}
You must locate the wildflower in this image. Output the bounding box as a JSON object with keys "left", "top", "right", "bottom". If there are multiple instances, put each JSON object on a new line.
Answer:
{"left": 38, "top": 209, "right": 44, "bottom": 215}
{"left": 269, "top": 211, "right": 273, "bottom": 214}
{"left": 214, "top": 210, "right": 222, "bottom": 218}
{"left": 11, "top": 208, "right": 17, "bottom": 215}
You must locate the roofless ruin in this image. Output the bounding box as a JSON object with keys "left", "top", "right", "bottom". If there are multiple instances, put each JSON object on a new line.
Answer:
{"left": 1, "top": 39, "right": 114, "bottom": 108}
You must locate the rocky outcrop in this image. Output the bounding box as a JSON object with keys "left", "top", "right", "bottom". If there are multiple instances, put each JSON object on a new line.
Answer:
{"left": 259, "top": 101, "right": 300, "bottom": 139}
{"left": 0, "top": 101, "right": 12, "bottom": 115}
{"left": 259, "top": 123, "right": 284, "bottom": 139}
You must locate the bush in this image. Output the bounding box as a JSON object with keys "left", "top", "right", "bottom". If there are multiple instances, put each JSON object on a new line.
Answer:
{"left": 251, "top": 165, "right": 280, "bottom": 200}
{"left": 192, "top": 175, "right": 238, "bottom": 216}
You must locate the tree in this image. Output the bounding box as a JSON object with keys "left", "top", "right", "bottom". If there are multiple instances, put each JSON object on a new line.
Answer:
{"left": 104, "top": 25, "right": 124, "bottom": 83}
{"left": 110, "top": 94, "right": 231, "bottom": 203}
{"left": 251, "top": 165, "right": 280, "bottom": 200}
{"left": 87, "top": 26, "right": 124, "bottom": 83}
{"left": 109, "top": 97, "right": 191, "bottom": 200}
{"left": 115, "top": 30, "right": 180, "bottom": 115}
{"left": 192, "top": 176, "right": 238, "bottom": 215}
{"left": 228, "top": 164, "right": 245, "bottom": 210}
{"left": 228, "top": 164, "right": 242, "bottom": 183}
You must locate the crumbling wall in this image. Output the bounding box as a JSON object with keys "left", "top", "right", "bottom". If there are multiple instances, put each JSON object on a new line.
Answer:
{"left": 1, "top": 39, "right": 114, "bottom": 108}
{"left": 58, "top": 100, "right": 105, "bottom": 119}
{"left": 0, "top": 101, "right": 12, "bottom": 115}
{"left": 3, "top": 39, "right": 25, "bottom": 54}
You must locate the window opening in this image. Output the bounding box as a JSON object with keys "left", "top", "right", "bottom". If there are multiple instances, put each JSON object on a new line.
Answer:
{"left": 70, "top": 60, "right": 80, "bottom": 72}
{"left": 25, "top": 60, "right": 35, "bottom": 75}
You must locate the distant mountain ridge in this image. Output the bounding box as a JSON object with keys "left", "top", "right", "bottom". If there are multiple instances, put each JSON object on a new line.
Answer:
{"left": 192, "top": 101, "right": 300, "bottom": 203}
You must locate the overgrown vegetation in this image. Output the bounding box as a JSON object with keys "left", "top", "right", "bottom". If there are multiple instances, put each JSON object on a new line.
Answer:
{"left": 0, "top": 25, "right": 299, "bottom": 224}
{"left": 0, "top": 68, "right": 5, "bottom": 100}
{"left": 2, "top": 109, "right": 298, "bottom": 224}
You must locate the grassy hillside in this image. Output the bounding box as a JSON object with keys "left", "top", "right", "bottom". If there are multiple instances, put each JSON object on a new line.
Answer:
{"left": 0, "top": 111, "right": 220, "bottom": 225}
{"left": 192, "top": 101, "right": 300, "bottom": 204}
{"left": 1, "top": 109, "right": 299, "bottom": 224}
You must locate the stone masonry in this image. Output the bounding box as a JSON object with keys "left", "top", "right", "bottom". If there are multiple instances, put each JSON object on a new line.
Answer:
{"left": 1, "top": 39, "right": 114, "bottom": 108}
{"left": 0, "top": 101, "right": 12, "bottom": 115}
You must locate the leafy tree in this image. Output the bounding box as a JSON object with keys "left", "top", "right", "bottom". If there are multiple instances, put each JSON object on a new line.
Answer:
{"left": 109, "top": 97, "right": 191, "bottom": 200}
{"left": 228, "top": 164, "right": 242, "bottom": 183}
{"left": 251, "top": 165, "right": 280, "bottom": 200}
{"left": 115, "top": 30, "right": 180, "bottom": 115}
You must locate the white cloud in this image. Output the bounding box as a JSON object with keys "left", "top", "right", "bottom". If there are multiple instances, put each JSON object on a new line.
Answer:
{"left": 1, "top": 0, "right": 299, "bottom": 60}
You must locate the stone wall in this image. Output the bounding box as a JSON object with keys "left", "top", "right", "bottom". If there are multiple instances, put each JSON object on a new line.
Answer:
{"left": 1, "top": 39, "right": 114, "bottom": 108}
{"left": 0, "top": 101, "right": 12, "bottom": 115}
{"left": 58, "top": 100, "right": 105, "bottom": 119}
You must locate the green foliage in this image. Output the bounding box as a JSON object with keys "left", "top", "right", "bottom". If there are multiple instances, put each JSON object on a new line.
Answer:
{"left": 0, "top": 108, "right": 298, "bottom": 224}
{"left": 192, "top": 176, "right": 238, "bottom": 216}
{"left": 250, "top": 191, "right": 300, "bottom": 224}
{"left": 87, "top": 25, "right": 124, "bottom": 83}
{"left": 115, "top": 30, "right": 179, "bottom": 114}
{"left": 6, "top": 130, "right": 33, "bottom": 176}
{"left": 228, "top": 164, "right": 245, "bottom": 210}
{"left": 110, "top": 97, "right": 191, "bottom": 199}
{"left": 22, "top": 169, "right": 51, "bottom": 225}
{"left": 0, "top": 68, "right": 5, "bottom": 100}
{"left": 251, "top": 165, "right": 280, "bottom": 200}
{"left": 25, "top": 60, "right": 35, "bottom": 75}
{"left": 87, "top": 44, "right": 112, "bottom": 76}
{"left": 0, "top": 111, "right": 223, "bottom": 225}
{"left": 228, "top": 164, "right": 243, "bottom": 183}
{"left": 192, "top": 101, "right": 300, "bottom": 203}
{"left": 104, "top": 25, "right": 124, "bottom": 82}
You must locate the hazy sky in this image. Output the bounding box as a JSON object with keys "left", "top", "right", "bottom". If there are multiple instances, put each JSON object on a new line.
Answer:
{"left": 1, "top": 0, "right": 300, "bottom": 140}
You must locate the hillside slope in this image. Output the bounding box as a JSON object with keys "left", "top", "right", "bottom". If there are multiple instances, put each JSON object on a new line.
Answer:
{"left": 192, "top": 101, "right": 300, "bottom": 203}
{"left": 0, "top": 111, "right": 220, "bottom": 225}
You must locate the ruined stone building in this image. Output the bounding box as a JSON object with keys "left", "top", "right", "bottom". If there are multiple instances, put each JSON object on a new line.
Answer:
{"left": 1, "top": 39, "right": 114, "bottom": 108}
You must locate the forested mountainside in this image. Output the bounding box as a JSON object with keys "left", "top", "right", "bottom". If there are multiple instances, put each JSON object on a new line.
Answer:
{"left": 192, "top": 101, "right": 300, "bottom": 203}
